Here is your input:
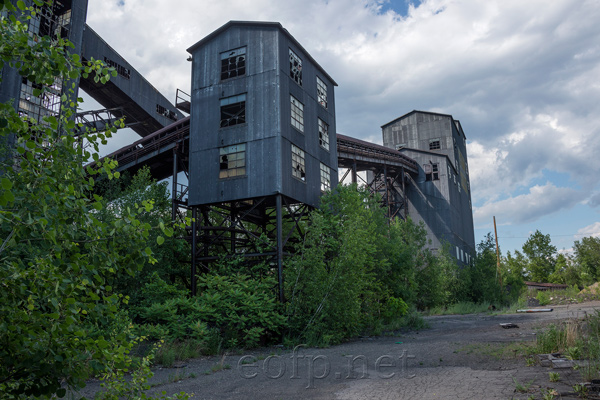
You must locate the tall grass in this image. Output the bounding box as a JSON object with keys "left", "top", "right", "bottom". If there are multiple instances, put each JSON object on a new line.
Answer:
{"left": 153, "top": 340, "right": 207, "bottom": 367}
{"left": 427, "top": 302, "right": 497, "bottom": 316}
{"left": 530, "top": 311, "right": 600, "bottom": 381}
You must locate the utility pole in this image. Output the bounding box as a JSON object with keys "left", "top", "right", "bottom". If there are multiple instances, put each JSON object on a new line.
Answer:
{"left": 493, "top": 216, "right": 502, "bottom": 287}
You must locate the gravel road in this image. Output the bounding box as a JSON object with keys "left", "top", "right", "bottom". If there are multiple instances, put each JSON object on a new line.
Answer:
{"left": 76, "top": 301, "right": 600, "bottom": 399}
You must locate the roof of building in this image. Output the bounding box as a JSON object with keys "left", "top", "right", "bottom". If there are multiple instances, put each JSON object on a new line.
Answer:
{"left": 524, "top": 281, "right": 569, "bottom": 289}
{"left": 187, "top": 21, "right": 338, "bottom": 86}
{"left": 381, "top": 110, "right": 466, "bottom": 140}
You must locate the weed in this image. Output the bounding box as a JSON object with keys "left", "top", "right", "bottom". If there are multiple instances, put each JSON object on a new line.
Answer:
{"left": 426, "top": 302, "right": 493, "bottom": 316}
{"left": 549, "top": 372, "right": 560, "bottom": 382}
{"left": 206, "top": 354, "right": 232, "bottom": 375}
{"left": 154, "top": 340, "right": 205, "bottom": 366}
{"left": 455, "top": 342, "right": 532, "bottom": 360}
{"left": 240, "top": 357, "right": 256, "bottom": 365}
{"left": 525, "top": 357, "right": 536, "bottom": 367}
{"left": 384, "top": 309, "right": 429, "bottom": 331}
{"left": 167, "top": 371, "right": 188, "bottom": 384}
{"left": 541, "top": 388, "right": 558, "bottom": 400}
{"left": 209, "top": 363, "right": 231, "bottom": 373}
{"left": 513, "top": 376, "right": 534, "bottom": 393}
{"left": 536, "top": 290, "right": 551, "bottom": 306}
{"left": 573, "top": 383, "right": 588, "bottom": 398}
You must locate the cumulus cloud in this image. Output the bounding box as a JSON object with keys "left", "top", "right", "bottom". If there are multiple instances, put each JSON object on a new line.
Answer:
{"left": 84, "top": 0, "right": 600, "bottom": 231}
{"left": 473, "top": 183, "right": 583, "bottom": 226}
{"left": 576, "top": 222, "right": 600, "bottom": 239}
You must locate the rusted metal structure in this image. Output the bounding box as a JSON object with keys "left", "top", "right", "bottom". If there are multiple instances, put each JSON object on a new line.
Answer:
{"left": 2, "top": 6, "right": 477, "bottom": 296}
{"left": 337, "top": 134, "right": 418, "bottom": 220}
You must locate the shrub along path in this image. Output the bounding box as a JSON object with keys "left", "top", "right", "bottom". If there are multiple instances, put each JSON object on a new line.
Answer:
{"left": 76, "top": 301, "right": 600, "bottom": 399}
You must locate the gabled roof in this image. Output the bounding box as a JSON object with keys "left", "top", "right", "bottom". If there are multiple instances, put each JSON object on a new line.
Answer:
{"left": 381, "top": 110, "right": 456, "bottom": 129}
{"left": 381, "top": 110, "right": 468, "bottom": 140}
{"left": 187, "top": 21, "right": 338, "bottom": 86}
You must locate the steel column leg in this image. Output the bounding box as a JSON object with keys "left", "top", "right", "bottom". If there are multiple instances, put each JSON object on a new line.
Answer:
{"left": 276, "top": 194, "right": 284, "bottom": 302}
{"left": 191, "top": 206, "right": 197, "bottom": 296}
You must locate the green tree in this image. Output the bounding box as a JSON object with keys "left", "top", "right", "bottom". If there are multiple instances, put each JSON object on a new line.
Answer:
{"left": 469, "top": 233, "right": 503, "bottom": 303}
{"left": 574, "top": 236, "right": 600, "bottom": 283}
{"left": 285, "top": 184, "right": 390, "bottom": 345}
{"left": 0, "top": 2, "right": 183, "bottom": 398}
{"left": 98, "top": 166, "right": 188, "bottom": 316}
{"left": 522, "top": 230, "right": 557, "bottom": 282}
{"left": 548, "top": 253, "right": 583, "bottom": 287}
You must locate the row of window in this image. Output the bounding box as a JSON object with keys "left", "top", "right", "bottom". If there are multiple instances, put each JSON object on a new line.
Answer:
{"left": 456, "top": 246, "right": 471, "bottom": 264}
{"left": 290, "top": 95, "right": 329, "bottom": 151}
{"left": 218, "top": 92, "right": 330, "bottom": 152}
{"left": 219, "top": 143, "right": 331, "bottom": 191}
{"left": 219, "top": 46, "right": 328, "bottom": 109}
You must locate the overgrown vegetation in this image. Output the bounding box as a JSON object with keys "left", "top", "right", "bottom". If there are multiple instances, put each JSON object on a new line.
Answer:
{"left": 0, "top": 2, "right": 186, "bottom": 398}
{"left": 6, "top": 1, "right": 600, "bottom": 398}
{"left": 527, "top": 310, "right": 600, "bottom": 381}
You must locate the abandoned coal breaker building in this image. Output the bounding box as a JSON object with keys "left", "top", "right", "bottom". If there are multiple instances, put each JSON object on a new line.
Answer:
{"left": 0, "top": 3, "right": 476, "bottom": 292}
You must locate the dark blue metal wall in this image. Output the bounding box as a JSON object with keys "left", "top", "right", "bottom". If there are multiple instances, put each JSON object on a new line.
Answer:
{"left": 187, "top": 21, "right": 338, "bottom": 208}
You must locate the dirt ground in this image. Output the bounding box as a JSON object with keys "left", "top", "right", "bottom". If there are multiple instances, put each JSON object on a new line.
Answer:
{"left": 75, "top": 301, "right": 600, "bottom": 399}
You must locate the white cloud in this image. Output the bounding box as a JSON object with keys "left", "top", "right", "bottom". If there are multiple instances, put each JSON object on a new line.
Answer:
{"left": 576, "top": 222, "right": 600, "bottom": 239}
{"left": 84, "top": 0, "right": 600, "bottom": 233}
{"left": 473, "top": 183, "right": 583, "bottom": 226}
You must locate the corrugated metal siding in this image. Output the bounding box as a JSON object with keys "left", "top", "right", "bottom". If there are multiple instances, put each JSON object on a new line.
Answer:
{"left": 188, "top": 23, "right": 337, "bottom": 208}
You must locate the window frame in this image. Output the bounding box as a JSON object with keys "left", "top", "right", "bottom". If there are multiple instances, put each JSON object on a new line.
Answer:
{"left": 220, "top": 93, "right": 246, "bottom": 128}
{"left": 316, "top": 76, "right": 327, "bottom": 109}
{"left": 424, "top": 162, "right": 439, "bottom": 181}
{"left": 220, "top": 46, "right": 246, "bottom": 81}
{"left": 429, "top": 139, "right": 441, "bottom": 150}
{"left": 320, "top": 162, "right": 331, "bottom": 192}
{"left": 290, "top": 95, "right": 304, "bottom": 132}
{"left": 291, "top": 144, "right": 306, "bottom": 182}
{"left": 219, "top": 143, "right": 246, "bottom": 179}
{"left": 318, "top": 118, "right": 329, "bottom": 151}
{"left": 289, "top": 49, "right": 303, "bottom": 86}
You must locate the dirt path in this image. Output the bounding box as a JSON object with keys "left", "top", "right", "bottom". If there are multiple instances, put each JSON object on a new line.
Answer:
{"left": 76, "top": 301, "right": 600, "bottom": 399}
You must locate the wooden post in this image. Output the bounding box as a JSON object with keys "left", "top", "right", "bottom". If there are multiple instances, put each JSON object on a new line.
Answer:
{"left": 493, "top": 216, "right": 502, "bottom": 287}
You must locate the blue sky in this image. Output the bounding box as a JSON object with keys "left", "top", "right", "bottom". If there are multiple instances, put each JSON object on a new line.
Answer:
{"left": 85, "top": 0, "right": 600, "bottom": 255}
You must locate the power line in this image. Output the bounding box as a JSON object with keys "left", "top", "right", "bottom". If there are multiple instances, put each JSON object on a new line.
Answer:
{"left": 498, "top": 232, "right": 600, "bottom": 239}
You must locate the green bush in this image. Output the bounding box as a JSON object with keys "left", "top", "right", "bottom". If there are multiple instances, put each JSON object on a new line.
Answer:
{"left": 136, "top": 273, "right": 284, "bottom": 349}
{"left": 382, "top": 296, "right": 409, "bottom": 323}
{"left": 536, "top": 290, "right": 551, "bottom": 306}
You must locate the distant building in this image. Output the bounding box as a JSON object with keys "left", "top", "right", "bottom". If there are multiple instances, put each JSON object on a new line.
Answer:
{"left": 382, "top": 110, "right": 476, "bottom": 264}
{"left": 186, "top": 21, "right": 338, "bottom": 208}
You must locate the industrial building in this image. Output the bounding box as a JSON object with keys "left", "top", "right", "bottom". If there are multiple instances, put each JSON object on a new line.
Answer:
{"left": 1, "top": 2, "right": 476, "bottom": 293}
{"left": 382, "top": 110, "right": 476, "bottom": 264}
{"left": 186, "top": 21, "right": 338, "bottom": 209}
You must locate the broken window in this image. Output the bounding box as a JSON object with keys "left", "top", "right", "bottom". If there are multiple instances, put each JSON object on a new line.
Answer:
{"left": 156, "top": 104, "right": 177, "bottom": 121}
{"left": 424, "top": 162, "right": 439, "bottom": 181}
{"left": 291, "top": 144, "right": 306, "bottom": 182}
{"left": 289, "top": 49, "right": 302, "bottom": 86}
{"left": 318, "top": 118, "right": 329, "bottom": 151}
{"left": 429, "top": 139, "right": 440, "bottom": 150}
{"left": 290, "top": 95, "right": 304, "bottom": 132}
{"left": 219, "top": 143, "right": 246, "bottom": 178}
{"left": 220, "top": 93, "right": 246, "bottom": 127}
{"left": 316, "top": 76, "right": 327, "bottom": 108}
{"left": 221, "top": 47, "right": 246, "bottom": 80}
{"left": 320, "top": 163, "right": 331, "bottom": 192}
